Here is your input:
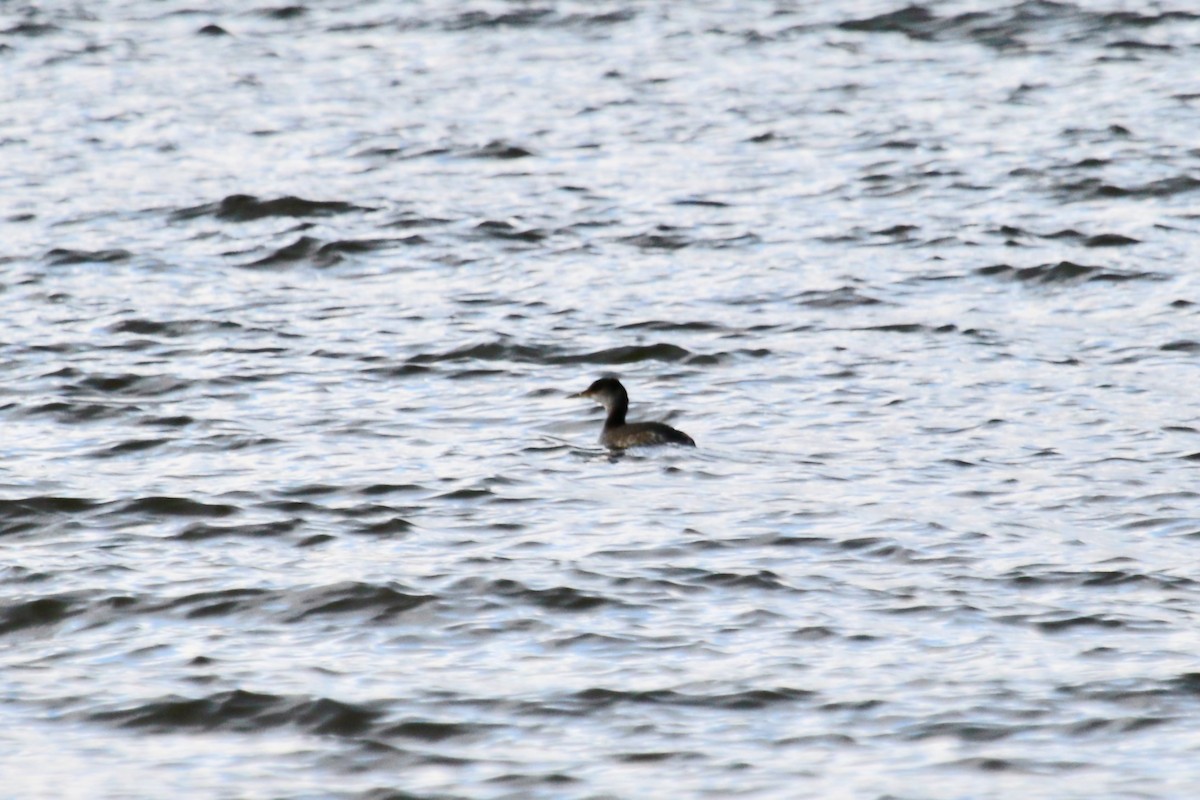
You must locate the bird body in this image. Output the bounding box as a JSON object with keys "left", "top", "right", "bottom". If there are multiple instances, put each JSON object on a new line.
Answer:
{"left": 571, "top": 377, "right": 695, "bottom": 449}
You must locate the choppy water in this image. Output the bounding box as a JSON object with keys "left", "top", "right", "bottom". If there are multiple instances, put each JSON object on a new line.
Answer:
{"left": 4, "top": 1, "right": 1200, "bottom": 798}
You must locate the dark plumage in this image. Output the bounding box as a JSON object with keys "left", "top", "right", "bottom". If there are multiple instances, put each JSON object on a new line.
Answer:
{"left": 571, "top": 377, "right": 696, "bottom": 450}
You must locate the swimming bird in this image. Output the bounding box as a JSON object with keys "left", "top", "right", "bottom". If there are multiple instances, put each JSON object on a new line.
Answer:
{"left": 571, "top": 377, "right": 696, "bottom": 450}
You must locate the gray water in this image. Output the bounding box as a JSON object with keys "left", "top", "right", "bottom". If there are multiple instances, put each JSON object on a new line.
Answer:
{"left": 3, "top": 1, "right": 1200, "bottom": 798}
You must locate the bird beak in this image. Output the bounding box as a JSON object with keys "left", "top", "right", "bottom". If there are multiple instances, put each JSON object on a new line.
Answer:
{"left": 568, "top": 389, "right": 591, "bottom": 399}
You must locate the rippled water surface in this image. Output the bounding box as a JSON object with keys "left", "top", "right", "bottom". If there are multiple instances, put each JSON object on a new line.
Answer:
{"left": 4, "top": 1, "right": 1200, "bottom": 798}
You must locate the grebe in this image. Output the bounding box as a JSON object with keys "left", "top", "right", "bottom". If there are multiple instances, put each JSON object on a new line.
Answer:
{"left": 571, "top": 377, "right": 695, "bottom": 450}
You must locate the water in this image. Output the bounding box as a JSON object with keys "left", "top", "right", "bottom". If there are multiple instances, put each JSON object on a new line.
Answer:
{"left": 3, "top": 1, "right": 1200, "bottom": 798}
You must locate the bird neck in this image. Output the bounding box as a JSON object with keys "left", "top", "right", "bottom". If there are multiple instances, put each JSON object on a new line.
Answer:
{"left": 603, "top": 394, "right": 628, "bottom": 428}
